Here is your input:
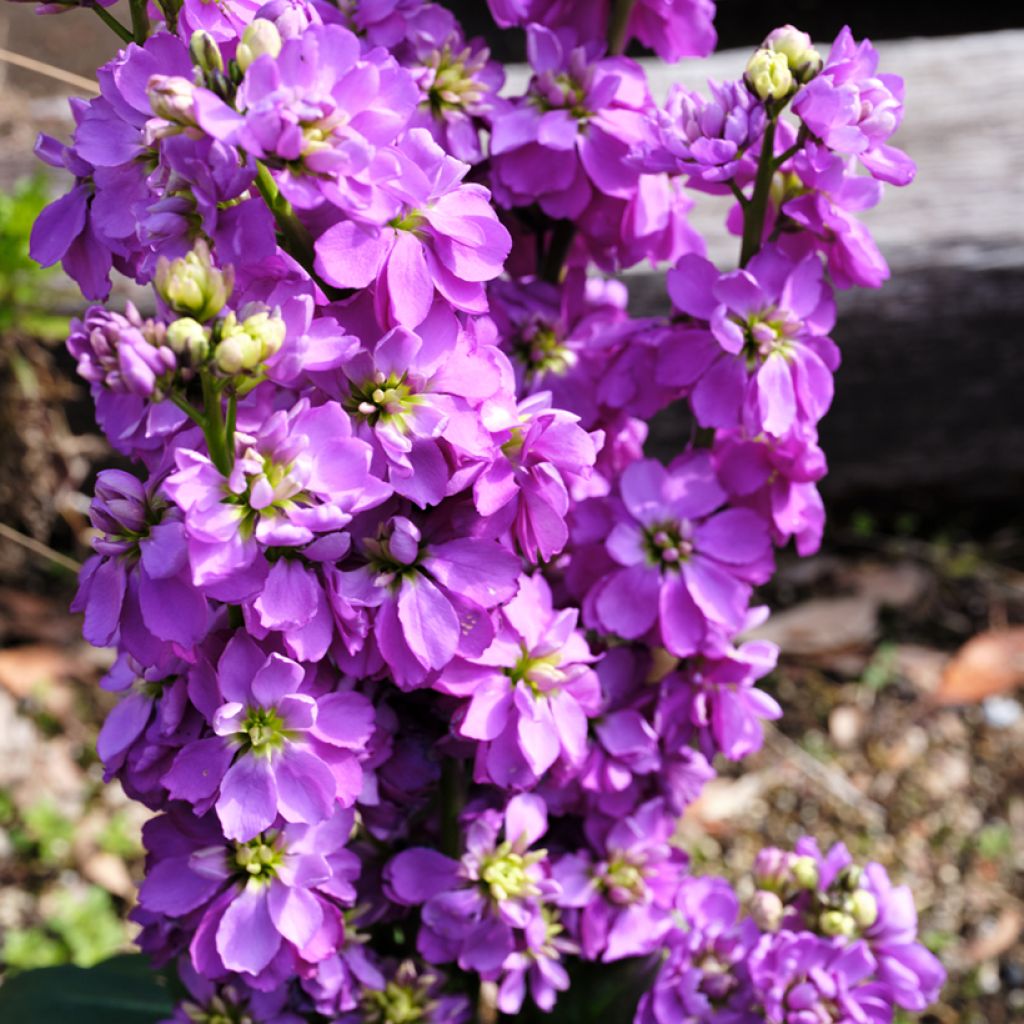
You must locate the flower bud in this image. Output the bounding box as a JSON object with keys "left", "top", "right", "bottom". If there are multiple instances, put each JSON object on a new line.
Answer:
{"left": 155, "top": 242, "right": 233, "bottom": 322}
{"left": 745, "top": 48, "right": 794, "bottom": 102}
{"left": 166, "top": 317, "right": 210, "bottom": 361}
{"left": 791, "top": 856, "right": 819, "bottom": 891}
{"left": 763, "top": 25, "right": 823, "bottom": 84}
{"left": 214, "top": 307, "right": 285, "bottom": 375}
{"left": 237, "top": 19, "right": 283, "bottom": 72}
{"left": 836, "top": 864, "right": 863, "bottom": 892}
{"left": 753, "top": 847, "right": 792, "bottom": 891}
{"left": 849, "top": 889, "right": 878, "bottom": 930}
{"left": 749, "top": 890, "right": 785, "bottom": 932}
{"left": 189, "top": 30, "right": 224, "bottom": 75}
{"left": 147, "top": 75, "right": 197, "bottom": 125}
{"left": 819, "top": 909, "right": 857, "bottom": 938}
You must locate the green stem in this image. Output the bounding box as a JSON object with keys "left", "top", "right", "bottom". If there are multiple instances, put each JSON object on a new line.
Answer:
{"left": 739, "top": 116, "right": 777, "bottom": 267}
{"left": 727, "top": 179, "right": 750, "bottom": 208}
{"left": 201, "top": 374, "right": 231, "bottom": 475}
{"left": 607, "top": 0, "right": 639, "bottom": 55}
{"left": 91, "top": 4, "right": 134, "bottom": 43}
{"left": 169, "top": 392, "right": 206, "bottom": 429}
{"left": 225, "top": 390, "right": 238, "bottom": 460}
{"left": 254, "top": 162, "right": 349, "bottom": 301}
{"left": 439, "top": 758, "right": 464, "bottom": 859}
{"left": 540, "top": 220, "right": 575, "bottom": 284}
{"left": 128, "top": 0, "right": 151, "bottom": 42}
{"left": 156, "top": 0, "right": 182, "bottom": 34}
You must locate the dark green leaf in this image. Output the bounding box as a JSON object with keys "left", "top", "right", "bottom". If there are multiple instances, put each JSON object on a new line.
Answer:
{"left": 0, "top": 955, "right": 174, "bottom": 1024}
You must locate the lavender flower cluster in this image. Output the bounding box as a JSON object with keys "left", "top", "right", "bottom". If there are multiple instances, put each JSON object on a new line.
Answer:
{"left": 26, "top": 0, "right": 943, "bottom": 1018}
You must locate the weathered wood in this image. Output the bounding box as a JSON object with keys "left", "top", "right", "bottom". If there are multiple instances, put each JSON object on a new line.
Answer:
{"left": 621, "top": 32, "right": 1024, "bottom": 503}
{"left": 0, "top": 22, "right": 1020, "bottom": 506}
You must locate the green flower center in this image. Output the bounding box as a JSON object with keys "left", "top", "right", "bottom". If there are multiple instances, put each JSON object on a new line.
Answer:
{"left": 601, "top": 854, "right": 647, "bottom": 905}
{"left": 361, "top": 977, "right": 437, "bottom": 1024}
{"left": 512, "top": 324, "right": 576, "bottom": 378}
{"left": 643, "top": 521, "right": 693, "bottom": 570}
{"left": 347, "top": 370, "right": 416, "bottom": 427}
{"left": 506, "top": 645, "right": 564, "bottom": 697}
{"left": 389, "top": 209, "right": 426, "bottom": 233}
{"left": 233, "top": 833, "right": 283, "bottom": 884}
{"left": 425, "top": 44, "right": 489, "bottom": 115}
{"left": 478, "top": 841, "right": 546, "bottom": 903}
{"left": 738, "top": 310, "right": 798, "bottom": 369}
{"left": 239, "top": 705, "right": 287, "bottom": 754}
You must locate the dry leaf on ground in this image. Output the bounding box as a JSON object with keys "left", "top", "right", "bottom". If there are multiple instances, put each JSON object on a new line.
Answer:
{"left": 935, "top": 628, "right": 1024, "bottom": 705}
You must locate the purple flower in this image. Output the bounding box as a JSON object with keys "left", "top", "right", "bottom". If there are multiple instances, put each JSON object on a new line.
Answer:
{"left": 473, "top": 393, "right": 602, "bottom": 562}
{"left": 341, "top": 318, "right": 511, "bottom": 508}
{"left": 163, "top": 959, "right": 305, "bottom": 1024}
{"left": 385, "top": 794, "right": 557, "bottom": 977}
{"left": 68, "top": 302, "right": 176, "bottom": 398}
{"left": 749, "top": 931, "right": 893, "bottom": 1024}
{"left": 72, "top": 470, "right": 211, "bottom": 664}
{"left": 587, "top": 454, "right": 773, "bottom": 656}
{"left": 626, "top": 0, "right": 717, "bottom": 62}
{"left": 437, "top": 573, "right": 601, "bottom": 788}
{"left": 315, "top": 129, "right": 511, "bottom": 327}
{"left": 30, "top": 129, "right": 113, "bottom": 300}
{"left": 337, "top": 515, "right": 521, "bottom": 688}
{"left": 635, "top": 877, "right": 763, "bottom": 1024}
{"left": 659, "top": 637, "right": 781, "bottom": 760}
{"left": 66, "top": 305, "right": 190, "bottom": 458}
{"left": 555, "top": 799, "right": 687, "bottom": 961}
{"left": 780, "top": 144, "right": 891, "bottom": 289}
{"left": 489, "top": 272, "right": 629, "bottom": 405}
{"left": 639, "top": 79, "right": 765, "bottom": 186}
{"left": 334, "top": 959, "right": 472, "bottom": 1024}
{"left": 404, "top": 4, "right": 506, "bottom": 164}
{"left": 713, "top": 424, "right": 827, "bottom": 555}
{"left": 485, "top": 0, "right": 716, "bottom": 63}
{"left": 489, "top": 26, "right": 652, "bottom": 219}
{"left": 163, "top": 634, "right": 375, "bottom": 840}
{"left": 199, "top": 24, "right": 418, "bottom": 216}
{"left": 496, "top": 908, "right": 575, "bottom": 1013}
{"left": 669, "top": 248, "right": 839, "bottom": 437}
{"left": 137, "top": 803, "right": 359, "bottom": 980}
{"left": 165, "top": 399, "right": 390, "bottom": 601}
{"left": 792, "top": 26, "right": 915, "bottom": 186}
{"left": 862, "top": 863, "right": 946, "bottom": 1011}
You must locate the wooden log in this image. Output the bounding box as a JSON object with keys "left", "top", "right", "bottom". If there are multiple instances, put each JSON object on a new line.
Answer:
{"left": 0, "top": 21, "right": 1020, "bottom": 505}
{"left": 604, "top": 33, "right": 1024, "bottom": 504}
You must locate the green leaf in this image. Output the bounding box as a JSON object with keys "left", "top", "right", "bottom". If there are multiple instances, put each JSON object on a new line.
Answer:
{"left": 0, "top": 955, "right": 174, "bottom": 1023}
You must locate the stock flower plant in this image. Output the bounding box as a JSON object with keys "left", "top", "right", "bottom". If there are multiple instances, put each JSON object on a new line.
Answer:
{"left": 16, "top": 0, "right": 944, "bottom": 1020}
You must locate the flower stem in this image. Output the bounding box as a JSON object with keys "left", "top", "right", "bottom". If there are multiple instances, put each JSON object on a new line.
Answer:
{"left": 128, "top": 0, "right": 151, "bottom": 42}
{"left": 440, "top": 757, "right": 464, "bottom": 859}
{"left": 607, "top": 0, "right": 639, "bottom": 55}
{"left": 540, "top": 220, "right": 575, "bottom": 284}
{"left": 201, "top": 374, "right": 231, "bottom": 475}
{"left": 739, "top": 116, "right": 777, "bottom": 267}
{"left": 254, "top": 162, "right": 350, "bottom": 301}
{"left": 91, "top": 4, "right": 134, "bottom": 44}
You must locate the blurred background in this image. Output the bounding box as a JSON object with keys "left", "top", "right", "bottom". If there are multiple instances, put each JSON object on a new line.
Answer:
{"left": 0, "top": 3, "right": 1021, "bottom": 1021}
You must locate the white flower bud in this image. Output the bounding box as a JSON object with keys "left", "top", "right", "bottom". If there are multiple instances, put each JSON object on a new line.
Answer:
{"left": 147, "top": 75, "right": 197, "bottom": 125}
{"left": 189, "top": 30, "right": 224, "bottom": 75}
{"left": 155, "top": 241, "right": 234, "bottom": 322}
{"left": 850, "top": 889, "right": 879, "bottom": 930}
{"left": 745, "top": 48, "right": 794, "bottom": 102}
{"left": 237, "top": 20, "right": 283, "bottom": 73}
{"left": 214, "top": 308, "right": 285, "bottom": 375}
{"left": 165, "top": 318, "right": 209, "bottom": 361}
{"left": 763, "top": 25, "right": 823, "bottom": 84}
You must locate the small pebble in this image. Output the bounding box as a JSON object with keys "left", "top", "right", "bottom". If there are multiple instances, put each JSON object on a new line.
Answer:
{"left": 982, "top": 695, "right": 1023, "bottom": 729}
